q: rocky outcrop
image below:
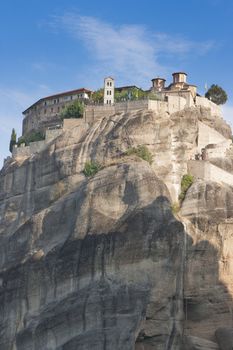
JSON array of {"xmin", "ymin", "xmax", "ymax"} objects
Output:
[
  {"xmin": 215, "ymin": 328, "xmax": 233, "ymax": 350},
  {"xmin": 0, "ymin": 106, "xmax": 232, "ymax": 349}
]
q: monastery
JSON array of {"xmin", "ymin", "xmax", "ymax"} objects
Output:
[{"xmin": 22, "ymin": 72, "xmax": 216, "ymax": 137}]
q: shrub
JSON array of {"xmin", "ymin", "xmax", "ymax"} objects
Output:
[
  {"xmin": 171, "ymin": 202, "xmax": 180, "ymax": 214},
  {"xmin": 61, "ymin": 100, "xmax": 84, "ymax": 119},
  {"xmin": 83, "ymin": 161, "xmax": 102, "ymax": 177},
  {"xmin": 179, "ymin": 174, "xmax": 194, "ymax": 202},
  {"xmin": 17, "ymin": 131, "xmax": 45, "ymax": 146},
  {"xmin": 126, "ymin": 145, "xmax": 153, "ymax": 165}
]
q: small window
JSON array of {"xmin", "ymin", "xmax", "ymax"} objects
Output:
[
  {"xmin": 109, "ymin": 91, "xmax": 112, "ymax": 95},
  {"xmin": 109, "ymin": 82, "xmax": 112, "ymax": 87},
  {"xmin": 57, "ymin": 107, "xmax": 60, "ymax": 113},
  {"xmin": 107, "ymin": 82, "xmax": 109, "ymax": 86},
  {"xmin": 51, "ymin": 108, "xmax": 53, "ymax": 113},
  {"xmin": 44, "ymin": 109, "xmax": 47, "ymax": 114},
  {"xmin": 70, "ymin": 96, "xmax": 73, "ymax": 100},
  {"xmin": 54, "ymin": 99, "xmax": 56, "ymax": 104},
  {"xmin": 44, "ymin": 101, "xmax": 47, "ymax": 106}
]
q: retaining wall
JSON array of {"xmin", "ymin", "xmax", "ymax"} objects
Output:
[
  {"xmin": 196, "ymin": 96, "xmax": 222, "ymax": 118},
  {"xmin": 12, "ymin": 128, "xmax": 63, "ymax": 159},
  {"xmin": 198, "ymin": 121, "xmax": 229, "ymax": 152},
  {"xmin": 188, "ymin": 160, "xmax": 233, "ymax": 187}
]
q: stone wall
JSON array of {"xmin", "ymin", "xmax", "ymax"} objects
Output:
[
  {"xmin": 84, "ymin": 96, "xmax": 188, "ymax": 123},
  {"xmin": 196, "ymin": 96, "xmax": 222, "ymax": 117},
  {"xmin": 198, "ymin": 121, "xmax": 229, "ymax": 152},
  {"xmin": 12, "ymin": 129, "xmax": 63, "ymax": 159},
  {"xmin": 205, "ymin": 141, "xmax": 232, "ymax": 159},
  {"xmin": 188, "ymin": 160, "xmax": 233, "ymax": 187},
  {"xmin": 63, "ymin": 118, "xmax": 87, "ymax": 130}
]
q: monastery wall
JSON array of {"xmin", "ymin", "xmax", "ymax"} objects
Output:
[
  {"xmin": 84, "ymin": 96, "xmax": 187, "ymax": 123},
  {"xmin": 12, "ymin": 129, "xmax": 63, "ymax": 159},
  {"xmin": 198, "ymin": 121, "xmax": 229, "ymax": 152},
  {"xmin": 188, "ymin": 160, "xmax": 233, "ymax": 188},
  {"xmin": 196, "ymin": 96, "xmax": 222, "ymax": 117}
]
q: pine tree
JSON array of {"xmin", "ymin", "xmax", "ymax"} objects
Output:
[
  {"xmin": 205, "ymin": 84, "xmax": 228, "ymax": 105},
  {"xmin": 9, "ymin": 128, "xmax": 17, "ymax": 153}
]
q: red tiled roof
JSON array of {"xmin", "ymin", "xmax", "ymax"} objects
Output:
[{"xmin": 23, "ymin": 88, "xmax": 93, "ymax": 114}]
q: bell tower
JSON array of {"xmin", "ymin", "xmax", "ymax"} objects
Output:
[{"xmin": 104, "ymin": 77, "xmax": 115, "ymax": 105}]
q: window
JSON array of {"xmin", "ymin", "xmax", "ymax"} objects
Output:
[
  {"xmin": 44, "ymin": 101, "xmax": 47, "ymax": 106},
  {"xmin": 107, "ymin": 82, "xmax": 109, "ymax": 86},
  {"xmin": 109, "ymin": 82, "xmax": 112, "ymax": 87},
  {"xmin": 51, "ymin": 108, "xmax": 53, "ymax": 113},
  {"xmin": 109, "ymin": 91, "xmax": 112, "ymax": 95},
  {"xmin": 44, "ymin": 109, "xmax": 47, "ymax": 114},
  {"xmin": 107, "ymin": 91, "xmax": 109, "ymax": 95},
  {"xmin": 70, "ymin": 96, "xmax": 73, "ymax": 100},
  {"xmin": 54, "ymin": 99, "xmax": 56, "ymax": 104},
  {"xmin": 57, "ymin": 107, "xmax": 60, "ymax": 113}
]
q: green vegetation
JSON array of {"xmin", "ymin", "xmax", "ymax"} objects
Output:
[
  {"xmin": 126, "ymin": 145, "xmax": 153, "ymax": 165},
  {"xmin": 115, "ymin": 88, "xmax": 148, "ymax": 102},
  {"xmin": 9, "ymin": 128, "xmax": 17, "ymax": 153},
  {"xmin": 171, "ymin": 202, "xmax": 180, "ymax": 214},
  {"xmin": 17, "ymin": 130, "xmax": 45, "ymax": 146},
  {"xmin": 205, "ymin": 84, "xmax": 228, "ymax": 105},
  {"xmin": 61, "ymin": 100, "xmax": 84, "ymax": 119},
  {"xmin": 83, "ymin": 161, "xmax": 102, "ymax": 177},
  {"xmin": 91, "ymin": 89, "xmax": 104, "ymax": 103},
  {"xmin": 179, "ymin": 174, "xmax": 194, "ymax": 202},
  {"xmin": 147, "ymin": 91, "xmax": 163, "ymax": 101}
]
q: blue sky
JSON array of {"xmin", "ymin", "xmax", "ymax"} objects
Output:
[{"xmin": 1, "ymin": 0, "xmax": 233, "ymax": 166}]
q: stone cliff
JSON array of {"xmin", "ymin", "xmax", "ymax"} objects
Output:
[{"xmin": 0, "ymin": 106, "xmax": 233, "ymax": 350}]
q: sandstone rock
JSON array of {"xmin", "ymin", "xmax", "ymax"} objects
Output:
[
  {"xmin": 182, "ymin": 335, "xmax": 219, "ymax": 350},
  {"xmin": 215, "ymin": 328, "xmax": 233, "ymax": 350},
  {"xmin": 0, "ymin": 107, "xmax": 233, "ymax": 349}
]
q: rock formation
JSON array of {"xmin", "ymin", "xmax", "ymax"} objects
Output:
[{"xmin": 0, "ymin": 105, "xmax": 233, "ymax": 349}]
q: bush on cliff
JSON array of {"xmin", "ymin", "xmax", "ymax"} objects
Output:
[
  {"xmin": 83, "ymin": 161, "xmax": 102, "ymax": 177},
  {"xmin": 179, "ymin": 174, "xmax": 194, "ymax": 202},
  {"xmin": 126, "ymin": 145, "xmax": 153, "ymax": 165},
  {"xmin": 61, "ymin": 100, "xmax": 84, "ymax": 119},
  {"xmin": 17, "ymin": 131, "xmax": 45, "ymax": 146}
]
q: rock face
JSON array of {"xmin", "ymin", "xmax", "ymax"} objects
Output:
[{"xmin": 0, "ymin": 106, "xmax": 233, "ymax": 349}]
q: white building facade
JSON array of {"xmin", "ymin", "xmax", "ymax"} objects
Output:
[{"xmin": 104, "ymin": 77, "xmax": 115, "ymax": 105}]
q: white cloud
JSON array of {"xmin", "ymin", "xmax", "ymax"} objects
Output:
[{"xmin": 51, "ymin": 13, "xmax": 214, "ymax": 87}]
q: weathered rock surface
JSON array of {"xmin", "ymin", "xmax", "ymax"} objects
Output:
[
  {"xmin": 215, "ymin": 327, "xmax": 233, "ymax": 350},
  {"xmin": 182, "ymin": 336, "xmax": 219, "ymax": 350},
  {"xmin": 0, "ymin": 106, "xmax": 232, "ymax": 349}
]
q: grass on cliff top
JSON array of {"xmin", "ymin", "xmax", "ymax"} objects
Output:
[
  {"xmin": 125, "ymin": 145, "xmax": 153, "ymax": 165},
  {"xmin": 83, "ymin": 161, "xmax": 102, "ymax": 177}
]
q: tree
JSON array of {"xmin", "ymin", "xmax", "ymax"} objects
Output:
[
  {"xmin": 91, "ymin": 89, "xmax": 104, "ymax": 103},
  {"xmin": 205, "ymin": 84, "xmax": 228, "ymax": 105},
  {"xmin": 9, "ymin": 128, "xmax": 17, "ymax": 153},
  {"xmin": 61, "ymin": 100, "xmax": 84, "ymax": 119}
]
